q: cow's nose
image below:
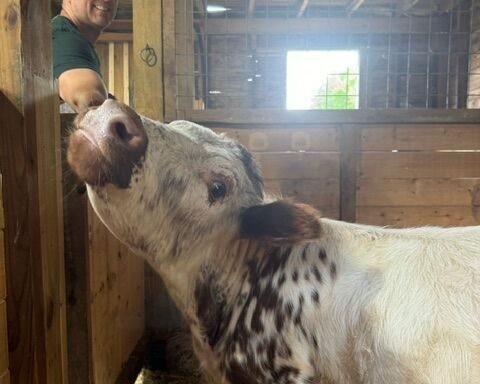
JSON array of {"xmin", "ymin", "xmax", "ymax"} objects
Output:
[
  {"xmin": 68, "ymin": 100, "xmax": 148, "ymax": 188},
  {"xmin": 107, "ymin": 114, "xmax": 147, "ymax": 151}
]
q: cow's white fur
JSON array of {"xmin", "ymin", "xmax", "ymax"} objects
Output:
[{"xmin": 84, "ymin": 114, "xmax": 480, "ymax": 384}]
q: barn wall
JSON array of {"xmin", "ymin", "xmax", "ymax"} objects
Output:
[
  {"xmin": 0, "ymin": 176, "xmax": 9, "ymax": 384},
  {"xmin": 188, "ymin": 110, "xmax": 480, "ymax": 228}
]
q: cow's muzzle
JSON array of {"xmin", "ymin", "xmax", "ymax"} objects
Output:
[{"xmin": 67, "ymin": 99, "xmax": 148, "ymax": 188}]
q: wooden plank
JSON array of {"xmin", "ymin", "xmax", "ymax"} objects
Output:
[
  {"xmin": 361, "ymin": 125, "xmax": 480, "ymax": 151},
  {"xmin": 176, "ymin": 0, "xmax": 195, "ymax": 112},
  {"xmin": 357, "ymin": 178, "xmax": 480, "ymax": 206},
  {"xmin": 113, "ymin": 43, "xmax": 124, "ymax": 102},
  {"xmin": 339, "ymin": 126, "xmax": 359, "ymax": 223},
  {"xmin": 98, "ymin": 32, "xmax": 132, "ymax": 42},
  {"xmin": 264, "ymin": 178, "xmax": 339, "ymax": 209},
  {"xmin": 108, "ymin": 42, "xmax": 115, "ymax": 95},
  {"xmin": 123, "ymin": 42, "xmax": 130, "ymax": 105},
  {"xmin": 184, "ymin": 109, "xmax": 480, "ymax": 125},
  {"xmin": 0, "ymin": 301, "xmax": 8, "ymax": 377},
  {"xmin": 163, "ymin": 0, "xmax": 177, "ymax": 122},
  {"xmin": 0, "ymin": 175, "xmax": 5, "ymax": 302},
  {"xmin": 357, "ymin": 206, "xmax": 480, "ymax": 227},
  {"xmin": 204, "ymin": 16, "xmax": 445, "ymax": 35},
  {"xmin": 133, "ymin": 0, "xmax": 164, "ymax": 119},
  {"xmin": 61, "ymin": 116, "xmax": 90, "ymax": 384},
  {"xmin": 360, "ymin": 153, "xmax": 480, "ymax": 179},
  {"xmin": 214, "ymin": 127, "xmax": 339, "ymax": 152},
  {"xmin": 255, "ymin": 153, "xmax": 340, "ymax": 180},
  {"xmin": 0, "ymin": 1, "xmax": 67, "ymax": 382},
  {"xmin": 95, "ymin": 43, "xmax": 109, "ymax": 82}
]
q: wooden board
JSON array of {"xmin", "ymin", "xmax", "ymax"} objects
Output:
[
  {"xmin": 361, "ymin": 124, "xmax": 480, "ymax": 151},
  {"xmin": 0, "ymin": 371, "xmax": 10, "ymax": 384},
  {"xmin": 357, "ymin": 206, "xmax": 480, "ymax": 227},
  {"xmin": 163, "ymin": 0, "xmax": 177, "ymax": 122},
  {"xmin": 133, "ymin": 0, "xmax": 164, "ymax": 120},
  {"xmin": 214, "ymin": 127, "xmax": 339, "ymax": 152},
  {"xmin": 264, "ymin": 178, "xmax": 339, "ymax": 208},
  {"xmin": 360, "ymin": 152, "xmax": 480, "ymax": 178},
  {"xmin": 358, "ymin": 178, "xmax": 480, "ymax": 206},
  {"xmin": 0, "ymin": 1, "xmax": 67, "ymax": 382},
  {"xmin": 0, "ymin": 301, "xmax": 8, "ymax": 379},
  {"xmin": 88, "ymin": 206, "xmax": 145, "ymax": 384},
  {"xmin": 255, "ymin": 152, "xmax": 340, "ymax": 180}
]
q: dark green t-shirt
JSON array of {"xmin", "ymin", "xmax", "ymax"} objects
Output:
[{"xmin": 51, "ymin": 15, "xmax": 101, "ymax": 79}]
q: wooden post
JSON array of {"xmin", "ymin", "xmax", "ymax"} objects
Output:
[
  {"xmin": 339, "ymin": 126, "xmax": 360, "ymax": 223},
  {"xmin": 0, "ymin": 1, "xmax": 67, "ymax": 383},
  {"xmin": 133, "ymin": 0, "xmax": 184, "ymax": 333},
  {"xmin": 133, "ymin": 0, "xmax": 164, "ymax": 119}
]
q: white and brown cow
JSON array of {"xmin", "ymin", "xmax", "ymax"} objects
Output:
[{"xmin": 67, "ymin": 99, "xmax": 480, "ymax": 384}]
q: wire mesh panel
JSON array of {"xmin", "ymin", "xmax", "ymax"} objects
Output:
[{"xmin": 173, "ymin": 0, "xmax": 476, "ymax": 110}]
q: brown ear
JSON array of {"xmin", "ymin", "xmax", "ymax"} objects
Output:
[{"xmin": 240, "ymin": 199, "xmax": 321, "ymax": 244}]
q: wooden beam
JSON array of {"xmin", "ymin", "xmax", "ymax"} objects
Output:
[
  {"xmin": 248, "ymin": 0, "xmax": 256, "ymax": 18},
  {"xmin": 204, "ymin": 16, "xmax": 444, "ymax": 34},
  {"xmin": 105, "ymin": 19, "xmax": 132, "ymax": 32},
  {"xmin": 348, "ymin": 0, "xmax": 366, "ymax": 15},
  {"xmin": 133, "ymin": 0, "xmax": 164, "ymax": 119},
  {"xmin": 98, "ymin": 32, "xmax": 132, "ymax": 42},
  {"xmin": 339, "ymin": 126, "xmax": 359, "ymax": 223},
  {"xmin": 0, "ymin": 1, "xmax": 67, "ymax": 383},
  {"xmin": 297, "ymin": 0, "xmax": 310, "ymax": 18}
]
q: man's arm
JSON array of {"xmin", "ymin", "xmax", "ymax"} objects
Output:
[{"xmin": 58, "ymin": 68, "xmax": 108, "ymax": 112}]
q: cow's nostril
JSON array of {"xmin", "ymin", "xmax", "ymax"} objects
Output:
[
  {"xmin": 108, "ymin": 116, "xmax": 146, "ymax": 149},
  {"xmin": 113, "ymin": 121, "xmax": 133, "ymax": 142}
]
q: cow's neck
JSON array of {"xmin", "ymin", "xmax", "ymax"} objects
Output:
[{"xmin": 152, "ymin": 234, "xmax": 270, "ymax": 328}]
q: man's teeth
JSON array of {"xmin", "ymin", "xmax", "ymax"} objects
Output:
[{"xmin": 94, "ymin": 4, "xmax": 108, "ymax": 11}]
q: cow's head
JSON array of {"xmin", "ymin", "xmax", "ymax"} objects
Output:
[{"xmin": 67, "ymin": 99, "xmax": 320, "ymax": 261}]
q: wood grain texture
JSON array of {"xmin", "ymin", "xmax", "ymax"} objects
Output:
[
  {"xmin": 88, "ymin": 206, "xmax": 145, "ymax": 384},
  {"xmin": 361, "ymin": 124, "xmax": 480, "ymax": 150},
  {"xmin": 358, "ymin": 178, "xmax": 480, "ymax": 206},
  {"xmin": 0, "ymin": 301, "xmax": 8, "ymax": 380},
  {"xmin": 357, "ymin": 206, "xmax": 480, "ymax": 227},
  {"xmin": 214, "ymin": 127, "xmax": 339, "ymax": 152},
  {"xmin": 360, "ymin": 152, "xmax": 480, "ymax": 179},
  {"xmin": 133, "ymin": 0, "xmax": 164, "ymax": 119},
  {"xmin": 0, "ymin": 1, "xmax": 67, "ymax": 383}
]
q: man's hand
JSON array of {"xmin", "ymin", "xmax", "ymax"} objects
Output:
[{"xmin": 58, "ymin": 68, "xmax": 108, "ymax": 112}]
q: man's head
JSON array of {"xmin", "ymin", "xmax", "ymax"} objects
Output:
[{"xmin": 61, "ymin": 0, "xmax": 118, "ymax": 35}]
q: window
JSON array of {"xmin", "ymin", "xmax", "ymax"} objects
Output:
[{"xmin": 286, "ymin": 50, "xmax": 360, "ymax": 110}]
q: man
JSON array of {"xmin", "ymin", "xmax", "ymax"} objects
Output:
[{"xmin": 52, "ymin": 0, "xmax": 119, "ymax": 112}]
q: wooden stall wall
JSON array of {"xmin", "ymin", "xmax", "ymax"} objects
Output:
[
  {"xmin": 215, "ymin": 127, "xmax": 340, "ymax": 218},
  {"xmin": 95, "ymin": 41, "xmax": 134, "ymax": 105},
  {"xmin": 357, "ymin": 124, "xmax": 480, "ymax": 226},
  {"xmin": 189, "ymin": 111, "xmax": 480, "ymax": 229},
  {"xmin": 0, "ymin": 177, "xmax": 9, "ymax": 384}
]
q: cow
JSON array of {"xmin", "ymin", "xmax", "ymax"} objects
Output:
[{"xmin": 67, "ymin": 99, "xmax": 480, "ymax": 384}]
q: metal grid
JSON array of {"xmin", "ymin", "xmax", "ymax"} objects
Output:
[{"xmin": 173, "ymin": 0, "xmax": 477, "ymax": 110}]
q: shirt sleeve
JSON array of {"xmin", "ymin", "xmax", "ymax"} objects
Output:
[{"xmin": 52, "ymin": 28, "xmax": 101, "ymax": 79}]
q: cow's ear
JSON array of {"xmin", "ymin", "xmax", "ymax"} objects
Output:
[{"xmin": 240, "ymin": 199, "xmax": 321, "ymax": 244}]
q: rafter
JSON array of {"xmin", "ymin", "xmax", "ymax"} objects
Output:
[
  {"xmin": 248, "ymin": 0, "xmax": 256, "ymax": 18},
  {"xmin": 297, "ymin": 0, "xmax": 310, "ymax": 18},
  {"xmin": 347, "ymin": 0, "xmax": 366, "ymax": 15}
]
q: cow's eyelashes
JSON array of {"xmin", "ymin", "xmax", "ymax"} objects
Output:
[{"xmin": 208, "ymin": 180, "xmax": 227, "ymax": 203}]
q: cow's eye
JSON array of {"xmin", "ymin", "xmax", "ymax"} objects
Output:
[{"xmin": 208, "ymin": 180, "xmax": 227, "ymax": 203}]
